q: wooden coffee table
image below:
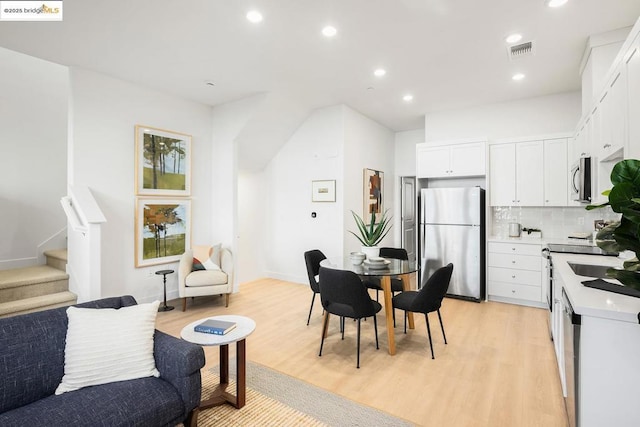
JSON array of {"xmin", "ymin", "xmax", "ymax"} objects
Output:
[{"xmin": 181, "ymin": 315, "xmax": 256, "ymax": 415}]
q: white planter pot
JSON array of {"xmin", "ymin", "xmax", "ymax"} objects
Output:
[{"xmin": 361, "ymin": 246, "xmax": 380, "ymax": 259}]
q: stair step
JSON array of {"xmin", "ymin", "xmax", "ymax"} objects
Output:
[
  {"xmin": 0, "ymin": 265, "xmax": 70, "ymax": 302},
  {"xmin": 0, "ymin": 291, "xmax": 77, "ymax": 318},
  {"xmin": 44, "ymin": 249, "xmax": 68, "ymax": 271}
]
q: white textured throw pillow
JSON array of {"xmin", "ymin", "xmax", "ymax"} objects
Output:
[{"xmin": 55, "ymin": 300, "xmax": 161, "ymax": 395}]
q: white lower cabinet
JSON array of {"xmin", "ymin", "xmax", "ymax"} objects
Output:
[{"xmin": 487, "ymin": 242, "xmax": 544, "ymax": 306}]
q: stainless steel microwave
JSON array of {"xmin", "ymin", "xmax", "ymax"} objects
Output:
[{"xmin": 571, "ymin": 157, "xmax": 591, "ymax": 203}]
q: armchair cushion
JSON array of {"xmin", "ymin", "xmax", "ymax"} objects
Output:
[
  {"xmin": 185, "ymin": 270, "xmax": 228, "ymax": 287},
  {"xmin": 55, "ymin": 300, "xmax": 161, "ymax": 395}
]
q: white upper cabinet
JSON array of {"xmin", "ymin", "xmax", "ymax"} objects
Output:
[
  {"xmin": 598, "ymin": 66, "xmax": 627, "ymax": 161},
  {"xmin": 416, "ymin": 145, "xmax": 449, "ymax": 177},
  {"xmin": 489, "ymin": 140, "xmax": 544, "ymax": 207},
  {"xmin": 544, "ymin": 139, "xmax": 568, "ymax": 206},
  {"xmin": 515, "ymin": 141, "xmax": 544, "ymax": 206},
  {"xmin": 416, "ymin": 141, "xmax": 486, "ymax": 178},
  {"xmin": 626, "ymin": 35, "xmax": 640, "ymax": 161},
  {"xmin": 489, "ymin": 144, "xmax": 516, "ymax": 206}
]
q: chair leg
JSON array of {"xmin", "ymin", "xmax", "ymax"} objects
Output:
[
  {"xmin": 404, "ymin": 311, "xmax": 407, "ymax": 334},
  {"xmin": 307, "ymin": 293, "xmax": 316, "ymax": 326},
  {"xmin": 225, "ymin": 293, "xmax": 230, "ymax": 307},
  {"xmin": 319, "ymin": 312, "xmax": 330, "ymax": 357},
  {"xmin": 182, "ymin": 298, "xmax": 187, "ymax": 312},
  {"xmin": 341, "ymin": 317, "xmax": 345, "ymax": 340},
  {"xmin": 437, "ymin": 309, "xmax": 447, "ymax": 344},
  {"xmin": 356, "ymin": 318, "xmax": 361, "ymax": 369},
  {"xmin": 425, "ymin": 313, "xmax": 435, "ymax": 359},
  {"xmin": 373, "ymin": 315, "xmax": 379, "ymax": 349}
]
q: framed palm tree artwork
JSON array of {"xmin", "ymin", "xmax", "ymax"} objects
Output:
[
  {"xmin": 135, "ymin": 198, "xmax": 191, "ymax": 267},
  {"xmin": 135, "ymin": 125, "xmax": 191, "ymax": 196}
]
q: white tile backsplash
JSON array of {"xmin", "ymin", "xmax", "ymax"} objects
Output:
[{"xmin": 490, "ymin": 205, "xmax": 619, "ymax": 239}]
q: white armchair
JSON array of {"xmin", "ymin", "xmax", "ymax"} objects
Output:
[{"xmin": 178, "ymin": 245, "xmax": 234, "ymax": 311}]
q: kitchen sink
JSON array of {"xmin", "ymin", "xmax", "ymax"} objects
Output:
[{"xmin": 567, "ymin": 262, "xmax": 614, "ymax": 278}]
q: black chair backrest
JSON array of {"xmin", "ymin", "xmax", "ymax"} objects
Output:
[
  {"xmin": 380, "ymin": 247, "xmax": 408, "ymax": 261},
  {"xmin": 412, "ymin": 263, "xmax": 454, "ymax": 313},
  {"xmin": 304, "ymin": 250, "xmax": 326, "ymax": 292},
  {"xmin": 319, "ymin": 267, "xmax": 376, "ymax": 318}
]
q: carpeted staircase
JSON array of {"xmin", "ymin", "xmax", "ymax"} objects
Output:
[{"xmin": 0, "ymin": 250, "xmax": 77, "ymax": 318}]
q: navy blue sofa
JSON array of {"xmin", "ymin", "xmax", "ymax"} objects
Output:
[{"xmin": 0, "ymin": 296, "xmax": 205, "ymax": 427}]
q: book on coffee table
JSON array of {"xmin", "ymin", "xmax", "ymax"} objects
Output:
[{"xmin": 194, "ymin": 319, "xmax": 237, "ymax": 335}]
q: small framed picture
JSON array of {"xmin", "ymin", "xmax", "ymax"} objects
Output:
[
  {"xmin": 135, "ymin": 198, "xmax": 191, "ymax": 267},
  {"xmin": 135, "ymin": 125, "xmax": 191, "ymax": 196},
  {"xmin": 311, "ymin": 180, "xmax": 336, "ymax": 202}
]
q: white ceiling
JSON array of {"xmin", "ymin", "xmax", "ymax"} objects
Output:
[{"xmin": 1, "ymin": 0, "xmax": 639, "ymax": 131}]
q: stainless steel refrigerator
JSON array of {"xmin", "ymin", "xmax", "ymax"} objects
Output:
[{"xmin": 419, "ymin": 187, "xmax": 485, "ymax": 301}]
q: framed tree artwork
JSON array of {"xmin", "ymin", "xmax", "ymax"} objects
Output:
[
  {"xmin": 135, "ymin": 198, "xmax": 191, "ymax": 267},
  {"xmin": 135, "ymin": 125, "xmax": 191, "ymax": 196},
  {"xmin": 363, "ymin": 168, "xmax": 384, "ymax": 224}
]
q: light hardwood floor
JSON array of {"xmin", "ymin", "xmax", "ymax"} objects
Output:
[{"xmin": 155, "ymin": 278, "xmax": 568, "ymax": 427}]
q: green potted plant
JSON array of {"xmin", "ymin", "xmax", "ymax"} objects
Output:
[
  {"xmin": 586, "ymin": 159, "xmax": 640, "ymax": 289},
  {"xmin": 349, "ymin": 209, "xmax": 392, "ymax": 259}
]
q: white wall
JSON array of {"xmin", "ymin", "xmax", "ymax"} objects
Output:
[
  {"xmin": 211, "ymin": 94, "xmax": 267, "ymax": 290},
  {"xmin": 237, "ymin": 170, "xmax": 267, "ymax": 284},
  {"xmin": 424, "ymin": 91, "xmax": 581, "ymax": 141},
  {"xmin": 393, "ymin": 129, "xmax": 425, "ymax": 244},
  {"xmin": 0, "ymin": 47, "xmax": 68, "ymax": 268},
  {"xmin": 394, "ymin": 129, "xmax": 424, "ymax": 178},
  {"xmin": 264, "ymin": 105, "xmax": 344, "ymax": 284},
  {"xmin": 69, "ymin": 68, "xmax": 214, "ymax": 302},
  {"xmin": 343, "ymin": 106, "xmax": 396, "ymax": 255}
]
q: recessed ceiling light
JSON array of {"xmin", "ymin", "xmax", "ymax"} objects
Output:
[
  {"xmin": 512, "ymin": 73, "xmax": 526, "ymax": 81},
  {"xmin": 374, "ymin": 68, "xmax": 386, "ymax": 77},
  {"xmin": 403, "ymin": 94, "xmax": 414, "ymax": 102},
  {"xmin": 322, "ymin": 26, "xmax": 337, "ymax": 37},
  {"xmin": 246, "ymin": 10, "xmax": 263, "ymax": 23},
  {"xmin": 546, "ymin": 0, "xmax": 568, "ymax": 7},
  {"xmin": 506, "ymin": 33, "xmax": 522, "ymax": 44}
]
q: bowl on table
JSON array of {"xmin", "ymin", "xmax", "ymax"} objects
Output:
[{"xmin": 350, "ymin": 252, "xmax": 366, "ymax": 265}]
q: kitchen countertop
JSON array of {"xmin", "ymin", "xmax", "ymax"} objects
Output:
[
  {"xmin": 488, "ymin": 236, "xmax": 595, "ymax": 246},
  {"xmin": 552, "ymin": 252, "xmax": 640, "ymax": 324}
]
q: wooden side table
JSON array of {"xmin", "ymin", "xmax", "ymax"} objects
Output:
[{"xmin": 181, "ymin": 315, "xmax": 256, "ymax": 414}]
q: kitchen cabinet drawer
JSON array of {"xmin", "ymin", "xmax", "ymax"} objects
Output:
[
  {"xmin": 488, "ymin": 242, "xmax": 542, "ymax": 256},
  {"xmin": 488, "ymin": 267, "xmax": 541, "ymax": 287},
  {"xmin": 489, "ymin": 281, "xmax": 542, "ymax": 302},
  {"xmin": 488, "ymin": 253, "xmax": 542, "ymax": 271}
]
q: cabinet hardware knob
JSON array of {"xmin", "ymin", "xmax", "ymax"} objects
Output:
[
  {"xmin": 511, "ymin": 248, "xmax": 516, "ymax": 251},
  {"xmin": 512, "ymin": 260, "xmax": 516, "ymax": 263},
  {"xmin": 512, "ymin": 290, "xmax": 516, "ymax": 293},
  {"xmin": 512, "ymin": 275, "xmax": 516, "ymax": 279}
]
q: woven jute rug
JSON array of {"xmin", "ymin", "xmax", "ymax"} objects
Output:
[{"xmin": 192, "ymin": 361, "xmax": 413, "ymax": 427}]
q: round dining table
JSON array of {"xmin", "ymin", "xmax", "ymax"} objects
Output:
[{"xmin": 319, "ymin": 256, "xmax": 419, "ymax": 355}]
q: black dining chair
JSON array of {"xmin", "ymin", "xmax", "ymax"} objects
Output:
[
  {"xmin": 304, "ymin": 249, "xmax": 326, "ymax": 325},
  {"xmin": 364, "ymin": 247, "xmax": 408, "ymax": 301},
  {"xmin": 318, "ymin": 267, "xmax": 382, "ymax": 368},
  {"xmin": 392, "ymin": 263, "xmax": 454, "ymax": 359}
]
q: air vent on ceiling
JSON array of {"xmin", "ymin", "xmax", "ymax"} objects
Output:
[{"xmin": 508, "ymin": 41, "xmax": 535, "ymax": 60}]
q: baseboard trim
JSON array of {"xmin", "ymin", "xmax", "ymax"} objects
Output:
[{"xmin": 265, "ymin": 271, "xmax": 306, "ymax": 285}]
